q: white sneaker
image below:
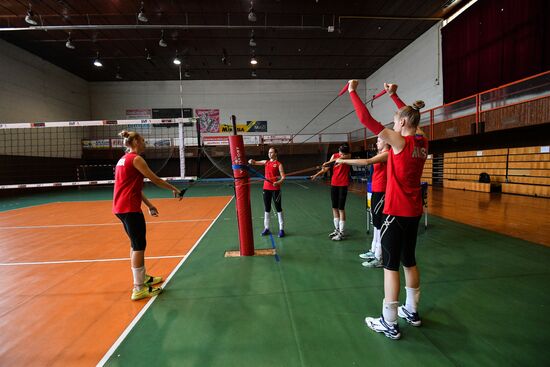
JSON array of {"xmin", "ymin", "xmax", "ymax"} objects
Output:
[
  {"xmin": 328, "ymin": 229, "xmax": 339, "ymax": 237},
  {"xmin": 362, "ymin": 258, "xmax": 383, "ymax": 268},
  {"xmin": 359, "ymin": 251, "xmax": 375, "ymax": 259},
  {"xmin": 365, "ymin": 315, "xmax": 401, "ymax": 340},
  {"xmin": 398, "ymin": 305, "xmax": 422, "ymax": 326},
  {"xmin": 331, "ymin": 232, "xmax": 344, "ymax": 241}
]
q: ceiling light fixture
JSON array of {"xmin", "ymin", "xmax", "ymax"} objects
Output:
[
  {"xmin": 250, "ymin": 51, "xmax": 258, "ymax": 65},
  {"xmin": 249, "ymin": 30, "xmax": 256, "ymax": 47},
  {"xmin": 248, "ymin": 1, "xmax": 257, "ymax": 22},
  {"xmin": 24, "ymin": 4, "xmax": 38, "ymax": 26},
  {"xmin": 93, "ymin": 52, "xmax": 103, "ymax": 67},
  {"xmin": 65, "ymin": 32, "xmax": 75, "ymax": 49},
  {"xmin": 251, "ymin": 70, "xmax": 257, "ymax": 77},
  {"xmin": 137, "ymin": 2, "xmax": 148, "ymax": 23},
  {"xmin": 184, "ymin": 70, "xmax": 191, "ymax": 78},
  {"xmin": 173, "ymin": 51, "xmax": 181, "ymax": 65},
  {"xmin": 159, "ymin": 30, "xmax": 167, "ymax": 47}
]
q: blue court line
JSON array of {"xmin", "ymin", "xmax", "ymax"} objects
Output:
[{"xmin": 268, "ymin": 232, "xmax": 280, "ymax": 262}]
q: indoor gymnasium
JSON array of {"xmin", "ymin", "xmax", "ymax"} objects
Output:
[{"xmin": 0, "ymin": 0, "xmax": 549, "ymax": 366}]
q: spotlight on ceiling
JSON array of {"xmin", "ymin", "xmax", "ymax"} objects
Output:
[
  {"xmin": 159, "ymin": 30, "xmax": 167, "ymax": 47},
  {"xmin": 249, "ymin": 30, "xmax": 256, "ymax": 47},
  {"xmin": 137, "ymin": 2, "xmax": 148, "ymax": 23},
  {"xmin": 93, "ymin": 52, "xmax": 103, "ymax": 67},
  {"xmin": 184, "ymin": 70, "xmax": 191, "ymax": 78},
  {"xmin": 248, "ymin": 1, "xmax": 257, "ymax": 22},
  {"xmin": 250, "ymin": 56, "xmax": 258, "ymax": 65},
  {"xmin": 65, "ymin": 33, "xmax": 75, "ymax": 50},
  {"xmin": 24, "ymin": 4, "xmax": 38, "ymax": 26},
  {"xmin": 173, "ymin": 51, "xmax": 181, "ymax": 65}
]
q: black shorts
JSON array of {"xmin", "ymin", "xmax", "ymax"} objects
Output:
[
  {"xmin": 380, "ymin": 215, "xmax": 421, "ymax": 271},
  {"xmin": 116, "ymin": 212, "xmax": 147, "ymax": 251},
  {"xmin": 263, "ymin": 189, "xmax": 282, "ymax": 212},
  {"xmin": 331, "ymin": 186, "xmax": 348, "ymax": 210},
  {"xmin": 371, "ymin": 192, "xmax": 386, "ymax": 229}
]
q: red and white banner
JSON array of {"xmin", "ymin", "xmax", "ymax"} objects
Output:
[{"xmin": 196, "ymin": 109, "xmax": 220, "ymax": 133}]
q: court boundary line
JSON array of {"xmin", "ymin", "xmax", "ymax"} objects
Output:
[
  {"xmin": 0, "ymin": 219, "xmax": 214, "ymax": 230},
  {"xmin": 0, "ymin": 255, "xmax": 186, "ymax": 266},
  {"xmin": 96, "ymin": 196, "xmax": 234, "ymax": 367}
]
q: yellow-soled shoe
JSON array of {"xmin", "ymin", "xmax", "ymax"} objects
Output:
[
  {"xmin": 131, "ymin": 286, "xmax": 163, "ymax": 301},
  {"xmin": 144, "ymin": 274, "xmax": 163, "ymax": 286}
]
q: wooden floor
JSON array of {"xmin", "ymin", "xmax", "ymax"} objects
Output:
[
  {"xmin": 349, "ymin": 182, "xmax": 550, "ymax": 247},
  {"xmin": 0, "ymin": 196, "xmax": 232, "ymax": 367}
]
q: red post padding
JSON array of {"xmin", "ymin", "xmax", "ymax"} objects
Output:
[{"xmin": 229, "ymin": 135, "xmax": 255, "ymax": 256}]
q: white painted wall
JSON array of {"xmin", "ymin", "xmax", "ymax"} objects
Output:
[
  {"xmin": 89, "ymin": 79, "xmax": 365, "ymax": 142},
  {"xmin": 365, "ymin": 22, "xmax": 444, "ymax": 126},
  {"xmin": 0, "ymin": 39, "xmax": 90, "ymax": 123}
]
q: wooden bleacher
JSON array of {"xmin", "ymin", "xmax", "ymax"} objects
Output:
[{"xmin": 441, "ymin": 146, "xmax": 550, "ymax": 197}]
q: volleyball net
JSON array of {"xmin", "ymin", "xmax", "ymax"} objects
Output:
[{"xmin": 0, "ymin": 118, "xmax": 197, "ymax": 189}]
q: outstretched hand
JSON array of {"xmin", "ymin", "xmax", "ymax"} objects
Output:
[
  {"xmin": 348, "ymin": 80, "xmax": 359, "ymax": 93},
  {"xmin": 175, "ymin": 188, "xmax": 186, "ymax": 200},
  {"xmin": 149, "ymin": 206, "xmax": 159, "ymax": 217},
  {"xmin": 384, "ymin": 83, "xmax": 398, "ymax": 95}
]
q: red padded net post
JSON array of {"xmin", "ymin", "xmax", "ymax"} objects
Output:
[{"xmin": 229, "ymin": 134, "xmax": 254, "ymax": 256}]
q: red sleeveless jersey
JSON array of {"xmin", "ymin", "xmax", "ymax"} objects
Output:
[
  {"xmin": 331, "ymin": 153, "xmax": 350, "ymax": 186},
  {"xmin": 384, "ymin": 135, "xmax": 428, "ymax": 217},
  {"xmin": 263, "ymin": 160, "xmax": 282, "ymax": 191},
  {"xmin": 113, "ymin": 153, "xmax": 144, "ymax": 214},
  {"xmin": 371, "ymin": 161, "xmax": 387, "ymax": 193}
]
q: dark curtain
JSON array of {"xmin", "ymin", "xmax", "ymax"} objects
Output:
[{"xmin": 442, "ymin": 0, "xmax": 550, "ymax": 103}]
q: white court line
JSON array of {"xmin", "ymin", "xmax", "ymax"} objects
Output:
[
  {"xmin": 0, "ymin": 255, "xmax": 186, "ymax": 267},
  {"xmin": 0, "ymin": 219, "xmax": 213, "ymax": 230},
  {"xmin": 96, "ymin": 196, "xmax": 234, "ymax": 367}
]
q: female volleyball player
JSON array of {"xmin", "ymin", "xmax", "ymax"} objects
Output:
[
  {"xmin": 113, "ymin": 130, "xmax": 182, "ymax": 301},
  {"xmin": 336, "ymin": 137, "xmax": 390, "ymax": 267},
  {"xmin": 248, "ymin": 147, "xmax": 286, "ymax": 237},
  {"xmin": 311, "ymin": 143, "xmax": 352, "ymax": 241},
  {"xmin": 348, "ymin": 81, "xmax": 427, "ymax": 339}
]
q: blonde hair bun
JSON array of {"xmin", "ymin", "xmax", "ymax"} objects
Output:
[
  {"xmin": 412, "ymin": 100, "xmax": 425, "ymax": 110},
  {"xmin": 119, "ymin": 130, "xmax": 130, "ymax": 138}
]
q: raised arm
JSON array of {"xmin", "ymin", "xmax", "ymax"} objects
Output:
[
  {"xmin": 384, "ymin": 83, "xmax": 406, "ymax": 109},
  {"xmin": 337, "ymin": 151, "xmax": 388, "ymax": 166},
  {"xmin": 348, "ymin": 80, "xmax": 406, "ymax": 152},
  {"xmin": 248, "ymin": 159, "xmax": 267, "ymax": 166}
]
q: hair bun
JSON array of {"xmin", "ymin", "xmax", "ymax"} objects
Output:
[
  {"xmin": 119, "ymin": 130, "xmax": 129, "ymax": 138},
  {"xmin": 412, "ymin": 100, "xmax": 425, "ymax": 111}
]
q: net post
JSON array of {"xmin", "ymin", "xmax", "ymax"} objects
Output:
[
  {"xmin": 178, "ymin": 120, "xmax": 185, "ymax": 178},
  {"xmin": 229, "ymin": 116, "xmax": 254, "ymax": 256}
]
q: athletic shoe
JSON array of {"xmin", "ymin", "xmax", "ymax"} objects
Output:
[
  {"xmin": 328, "ymin": 229, "xmax": 339, "ymax": 237},
  {"xmin": 398, "ymin": 305, "xmax": 422, "ymax": 327},
  {"xmin": 362, "ymin": 258, "xmax": 383, "ymax": 268},
  {"xmin": 365, "ymin": 315, "xmax": 401, "ymax": 340},
  {"xmin": 261, "ymin": 228, "xmax": 271, "ymax": 236},
  {"xmin": 131, "ymin": 286, "xmax": 163, "ymax": 301},
  {"xmin": 359, "ymin": 251, "xmax": 375, "ymax": 260},
  {"xmin": 278, "ymin": 230, "xmax": 285, "ymax": 238},
  {"xmin": 331, "ymin": 233, "xmax": 344, "ymax": 241},
  {"xmin": 144, "ymin": 274, "xmax": 163, "ymax": 285}
]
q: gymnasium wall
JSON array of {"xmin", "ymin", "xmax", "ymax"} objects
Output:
[
  {"xmin": 0, "ymin": 39, "xmax": 91, "ymax": 123},
  {"xmin": 88, "ymin": 79, "xmax": 365, "ymax": 139},
  {"xmin": 365, "ymin": 22, "xmax": 444, "ymax": 125}
]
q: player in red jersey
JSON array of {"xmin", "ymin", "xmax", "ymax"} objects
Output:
[
  {"xmin": 311, "ymin": 144, "xmax": 352, "ymax": 241},
  {"xmin": 113, "ymin": 130, "xmax": 182, "ymax": 301},
  {"xmin": 348, "ymin": 81, "xmax": 428, "ymax": 339},
  {"xmin": 336, "ymin": 137, "xmax": 390, "ymax": 267},
  {"xmin": 248, "ymin": 147, "xmax": 286, "ymax": 237}
]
